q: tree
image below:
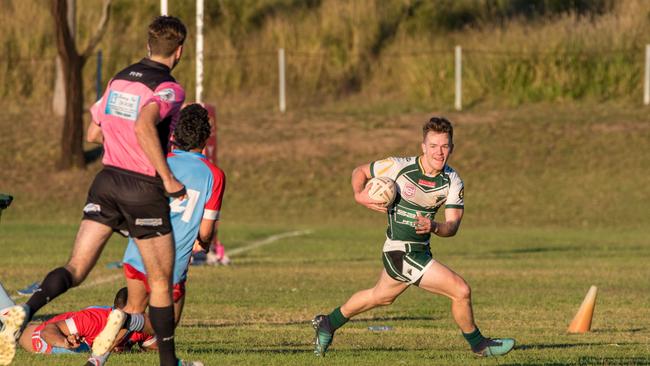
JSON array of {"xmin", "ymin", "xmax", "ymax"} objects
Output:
[
  {"xmin": 52, "ymin": 0, "xmax": 75, "ymax": 118},
  {"xmin": 51, "ymin": 0, "xmax": 111, "ymax": 169}
]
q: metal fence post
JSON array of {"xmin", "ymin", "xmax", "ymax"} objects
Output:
[
  {"xmin": 643, "ymin": 44, "xmax": 650, "ymax": 105},
  {"xmin": 196, "ymin": 0, "xmax": 204, "ymax": 104},
  {"xmin": 278, "ymin": 48, "xmax": 286, "ymax": 113},
  {"xmin": 455, "ymin": 45, "xmax": 462, "ymax": 111}
]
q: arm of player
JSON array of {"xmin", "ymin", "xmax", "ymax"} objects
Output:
[
  {"xmin": 86, "ymin": 122, "xmax": 104, "ymax": 144},
  {"xmin": 415, "ymin": 208, "xmax": 463, "ymax": 237},
  {"xmin": 40, "ymin": 321, "xmax": 82, "ymax": 349},
  {"xmin": 352, "ymin": 163, "xmax": 387, "ymax": 213},
  {"xmin": 195, "ymin": 219, "xmax": 218, "ymax": 252},
  {"xmin": 134, "ymin": 103, "xmax": 186, "ymax": 199}
]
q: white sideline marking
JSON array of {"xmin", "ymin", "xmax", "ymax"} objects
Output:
[
  {"xmin": 227, "ymin": 229, "xmax": 313, "ymax": 256},
  {"xmin": 8, "ymin": 230, "xmax": 312, "ymax": 300},
  {"xmin": 79, "ymin": 273, "xmax": 123, "ymax": 289},
  {"xmin": 9, "ymin": 274, "xmax": 123, "ymax": 301}
]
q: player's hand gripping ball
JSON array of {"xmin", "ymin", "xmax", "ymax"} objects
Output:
[{"xmin": 365, "ymin": 177, "xmax": 397, "ymax": 207}]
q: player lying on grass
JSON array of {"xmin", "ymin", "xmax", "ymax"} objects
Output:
[
  {"xmin": 17, "ymin": 287, "xmax": 155, "ymax": 356},
  {"xmin": 88, "ymin": 103, "xmax": 226, "ymax": 364},
  {"xmin": 312, "ymin": 117, "xmax": 515, "ymax": 358}
]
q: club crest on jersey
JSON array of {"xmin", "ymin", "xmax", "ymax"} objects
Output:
[
  {"xmin": 403, "ymin": 183, "xmax": 416, "ymax": 197},
  {"xmin": 83, "ymin": 203, "xmax": 101, "ymax": 213},
  {"xmin": 418, "ymin": 179, "xmax": 436, "ymax": 188},
  {"xmin": 154, "ymin": 88, "xmax": 176, "ymax": 102}
]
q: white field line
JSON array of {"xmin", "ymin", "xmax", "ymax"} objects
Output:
[
  {"xmin": 78, "ymin": 273, "xmax": 124, "ymax": 289},
  {"xmin": 227, "ymin": 229, "xmax": 313, "ymax": 256},
  {"xmin": 9, "ymin": 229, "xmax": 312, "ymax": 301},
  {"xmin": 10, "ymin": 274, "xmax": 123, "ymax": 301}
]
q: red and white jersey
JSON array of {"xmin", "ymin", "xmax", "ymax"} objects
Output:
[
  {"xmin": 35, "ymin": 306, "xmax": 110, "ymax": 346},
  {"xmin": 34, "ymin": 306, "xmax": 149, "ymax": 347},
  {"xmin": 90, "ymin": 58, "xmax": 185, "ymax": 176}
]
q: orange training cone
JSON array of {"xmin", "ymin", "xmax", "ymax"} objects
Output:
[{"xmin": 567, "ymin": 285, "xmax": 598, "ymax": 333}]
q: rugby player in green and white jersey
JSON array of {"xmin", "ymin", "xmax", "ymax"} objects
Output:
[{"xmin": 312, "ymin": 117, "xmax": 515, "ymax": 358}]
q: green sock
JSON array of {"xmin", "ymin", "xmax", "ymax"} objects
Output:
[
  {"xmin": 327, "ymin": 307, "xmax": 349, "ymax": 332},
  {"xmin": 462, "ymin": 328, "xmax": 486, "ymax": 349}
]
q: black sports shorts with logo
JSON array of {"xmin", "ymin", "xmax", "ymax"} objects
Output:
[{"xmin": 82, "ymin": 166, "xmax": 172, "ymax": 239}]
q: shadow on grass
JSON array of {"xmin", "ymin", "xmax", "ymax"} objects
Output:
[
  {"xmin": 592, "ymin": 327, "xmax": 645, "ymax": 333},
  {"xmin": 515, "ymin": 341, "xmax": 642, "ymax": 351},
  {"xmin": 181, "ymin": 347, "xmax": 309, "ymax": 355},
  {"xmin": 496, "ymin": 246, "xmax": 580, "ymax": 255},
  {"xmin": 502, "ymin": 356, "xmax": 650, "ymax": 366},
  {"xmin": 185, "ymin": 346, "xmax": 416, "ymax": 355},
  {"xmin": 183, "ymin": 315, "xmax": 438, "ymax": 329}
]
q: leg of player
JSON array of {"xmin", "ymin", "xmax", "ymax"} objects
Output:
[
  {"xmin": 173, "ymin": 294, "xmax": 185, "ymax": 327},
  {"xmin": 135, "ymin": 234, "xmax": 178, "ymax": 366},
  {"xmin": 91, "ymin": 234, "xmax": 178, "ymax": 366},
  {"xmin": 0, "ymin": 283, "xmax": 13, "ymax": 311},
  {"xmin": 417, "ymin": 261, "xmax": 515, "ymax": 357},
  {"xmin": 138, "ymin": 292, "xmax": 185, "ymax": 336},
  {"xmin": 119, "ymin": 276, "xmax": 185, "ymax": 336},
  {"xmin": 0, "ymin": 220, "xmax": 112, "ymax": 365},
  {"xmin": 312, "ymin": 270, "xmax": 408, "ymax": 356},
  {"xmin": 121, "ymin": 277, "xmax": 161, "ymax": 336},
  {"xmin": 123, "ymin": 277, "xmax": 149, "ymax": 315},
  {"xmin": 0, "ymin": 282, "xmax": 17, "ymax": 365}
]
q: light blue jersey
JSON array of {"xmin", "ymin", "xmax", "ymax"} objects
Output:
[{"xmin": 122, "ymin": 150, "xmax": 226, "ymax": 284}]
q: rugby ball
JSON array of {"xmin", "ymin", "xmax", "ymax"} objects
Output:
[{"xmin": 365, "ymin": 177, "xmax": 397, "ymax": 207}]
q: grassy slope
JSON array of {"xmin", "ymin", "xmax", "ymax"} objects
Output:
[{"xmin": 4, "ymin": 100, "xmax": 647, "ymax": 229}]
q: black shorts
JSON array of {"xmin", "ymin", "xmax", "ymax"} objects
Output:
[{"xmin": 83, "ymin": 166, "xmax": 172, "ymax": 239}]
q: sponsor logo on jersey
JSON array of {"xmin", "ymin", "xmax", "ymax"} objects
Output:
[
  {"xmin": 403, "ymin": 183, "xmax": 416, "ymax": 197},
  {"xmin": 83, "ymin": 203, "xmax": 101, "ymax": 213},
  {"xmin": 105, "ymin": 90, "xmax": 141, "ymax": 121},
  {"xmin": 135, "ymin": 218, "xmax": 163, "ymax": 226},
  {"xmin": 154, "ymin": 88, "xmax": 176, "ymax": 102},
  {"xmin": 418, "ymin": 179, "xmax": 436, "ymax": 188},
  {"xmin": 128, "ymin": 71, "xmax": 143, "ymax": 78}
]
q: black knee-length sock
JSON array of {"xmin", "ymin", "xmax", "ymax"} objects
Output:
[
  {"xmin": 149, "ymin": 305, "xmax": 178, "ymax": 366},
  {"xmin": 25, "ymin": 267, "xmax": 73, "ymax": 320}
]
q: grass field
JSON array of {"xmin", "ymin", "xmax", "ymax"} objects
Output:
[
  {"xmin": 1, "ymin": 223, "xmax": 649, "ymax": 365},
  {"xmin": 1, "ymin": 101, "xmax": 649, "ymax": 365}
]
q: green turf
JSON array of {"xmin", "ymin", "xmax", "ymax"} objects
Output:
[
  {"xmin": 2, "ymin": 222, "xmax": 649, "ymax": 365},
  {"xmin": 1, "ymin": 102, "xmax": 648, "ymax": 364}
]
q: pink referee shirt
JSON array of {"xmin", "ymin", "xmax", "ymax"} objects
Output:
[{"xmin": 90, "ymin": 58, "xmax": 185, "ymax": 177}]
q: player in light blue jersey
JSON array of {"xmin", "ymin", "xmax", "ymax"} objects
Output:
[{"xmin": 90, "ymin": 104, "xmax": 225, "ymax": 364}]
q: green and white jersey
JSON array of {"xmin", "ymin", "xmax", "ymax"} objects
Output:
[{"xmin": 370, "ymin": 156, "xmax": 464, "ymax": 249}]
